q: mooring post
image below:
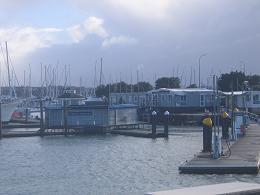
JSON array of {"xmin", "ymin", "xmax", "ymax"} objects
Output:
[
  {"xmin": 164, "ymin": 111, "xmax": 169, "ymax": 138},
  {"xmin": 0, "ymin": 102, "xmax": 2, "ymax": 139},
  {"xmin": 202, "ymin": 116, "xmax": 213, "ymax": 153},
  {"xmin": 40, "ymin": 100, "xmax": 44, "ymax": 136},
  {"xmin": 152, "ymin": 111, "xmax": 157, "ymax": 138},
  {"xmin": 25, "ymin": 108, "xmax": 29, "ymax": 123},
  {"xmin": 63, "ymin": 101, "xmax": 68, "ymax": 135}
]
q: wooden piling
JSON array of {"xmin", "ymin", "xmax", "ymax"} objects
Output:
[
  {"xmin": 0, "ymin": 102, "xmax": 2, "ymax": 139},
  {"xmin": 63, "ymin": 101, "xmax": 68, "ymax": 135},
  {"xmin": 164, "ymin": 111, "xmax": 169, "ymax": 138},
  {"xmin": 151, "ymin": 111, "xmax": 157, "ymax": 138},
  {"xmin": 40, "ymin": 100, "xmax": 44, "ymax": 135},
  {"xmin": 25, "ymin": 108, "xmax": 29, "ymax": 123}
]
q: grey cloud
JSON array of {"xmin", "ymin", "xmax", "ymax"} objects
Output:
[{"xmin": 4, "ymin": 0, "xmax": 260, "ymax": 87}]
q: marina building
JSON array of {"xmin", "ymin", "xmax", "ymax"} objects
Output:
[
  {"xmin": 224, "ymin": 91, "xmax": 260, "ymax": 114},
  {"xmin": 44, "ymin": 90, "xmax": 138, "ymax": 131},
  {"xmin": 110, "ymin": 88, "xmax": 223, "ymax": 113}
]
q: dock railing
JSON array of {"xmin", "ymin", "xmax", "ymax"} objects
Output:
[
  {"xmin": 245, "ymin": 111, "xmax": 259, "ymax": 123},
  {"xmin": 106, "ymin": 122, "xmax": 149, "ymax": 131}
]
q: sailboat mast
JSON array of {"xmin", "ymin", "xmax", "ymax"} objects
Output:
[
  {"xmin": 5, "ymin": 42, "xmax": 12, "ymax": 97},
  {"xmin": 99, "ymin": 57, "xmax": 103, "ymax": 86},
  {"xmin": 94, "ymin": 62, "xmax": 96, "ymax": 96}
]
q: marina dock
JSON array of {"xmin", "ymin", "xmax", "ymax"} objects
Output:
[
  {"xmin": 179, "ymin": 123, "xmax": 260, "ymax": 174},
  {"xmin": 146, "ymin": 182, "xmax": 260, "ymax": 195},
  {"xmin": 3, "ymin": 122, "xmax": 40, "ymax": 129},
  {"xmin": 1, "ymin": 122, "xmax": 168, "ymax": 138},
  {"xmin": 110, "ymin": 129, "xmax": 166, "ymax": 138}
]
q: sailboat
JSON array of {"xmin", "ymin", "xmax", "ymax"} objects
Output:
[
  {"xmin": 1, "ymin": 100, "xmax": 17, "ymax": 122},
  {"xmin": 0, "ymin": 41, "xmax": 19, "ymax": 123}
]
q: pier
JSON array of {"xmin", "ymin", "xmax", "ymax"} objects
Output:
[
  {"xmin": 110, "ymin": 129, "xmax": 166, "ymax": 138},
  {"xmin": 146, "ymin": 182, "xmax": 260, "ymax": 195},
  {"xmin": 0, "ymin": 122, "xmax": 169, "ymax": 138},
  {"xmin": 179, "ymin": 123, "xmax": 260, "ymax": 174}
]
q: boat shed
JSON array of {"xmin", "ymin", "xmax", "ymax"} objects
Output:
[
  {"xmin": 45, "ymin": 100, "xmax": 139, "ymax": 131},
  {"xmin": 108, "ymin": 104, "xmax": 138, "ymax": 125},
  {"xmin": 45, "ymin": 103, "xmax": 108, "ymax": 129}
]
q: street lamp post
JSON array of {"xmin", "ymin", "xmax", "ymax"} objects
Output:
[{"xmin": 198, "ymin": 53, "xmax": 207, "ymax": 88}]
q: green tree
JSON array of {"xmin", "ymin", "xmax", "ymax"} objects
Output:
[
  {"xmin": 218, "ymin": 71, "xmax": 246, "ymax": 92},
  {"xmin": 133, "ymin": 81, "xmax": 153, "ymax": 92},
  {"xmin": 95, "ymin": 81, "xmax": 153, "ymax": 97},
  {"xmin": 248, "ymin": 75, "xmax": 260, "ymax": 90},
  {"xmin": 187, "ymin": 83, "xmax": 197, "ymax": 88},
  {"xmin": 95, "ymin": 85, "xmax": 108, "ymax": 97},
  {"xmin": 155, "ymin": 77, "xmax": 180, "ymax": 89}
]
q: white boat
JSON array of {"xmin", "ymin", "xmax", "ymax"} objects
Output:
[
  {"xmin": 0, "ymin": 42, "xmax": 19, "ymax": 123},
  {"xmin": 1, "ymin": 102, "xmax": 18, "ymax": 123}
]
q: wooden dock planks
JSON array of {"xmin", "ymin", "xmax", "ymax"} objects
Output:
[
  {"xmin": 145, "ymin": 182, "xmax": 260, "ymax": 195},
  {"xmin": 179, "ymin": 123, "xmax": 260, "ymax": 174}
]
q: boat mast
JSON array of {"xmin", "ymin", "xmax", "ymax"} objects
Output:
[
  {"xmin": 94, "ymin": 61, "xmax": 97, "ymax": 97},
  {"xmin": 5, "ymin": 42, "xmax": 12, "ymax": 98},
  {"xmin": 99, "ymin": 57, "xmax": 103, "ymax": 86}
]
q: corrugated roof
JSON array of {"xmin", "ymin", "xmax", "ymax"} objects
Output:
[
  {"xmin": 223, "ymin": 91, "xmax": 247, "ymax": 96},
  {"xmin": 149, "ymin": 88, "xmax": 214, "ymax": 93}
]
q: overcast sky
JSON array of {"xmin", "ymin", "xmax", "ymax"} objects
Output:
[{"xmin": 0, "ymin": 0, "xmax": 259, "ymax": 87}]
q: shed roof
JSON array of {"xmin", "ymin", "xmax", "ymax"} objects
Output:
[{"xmin": 223, "ymin": 91, "xmax": 247, "ymax": 96}]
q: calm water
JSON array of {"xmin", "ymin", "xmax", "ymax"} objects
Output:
[{"xmin": 0, "ymin": 130, "xmax": 260, "ymax": 195}]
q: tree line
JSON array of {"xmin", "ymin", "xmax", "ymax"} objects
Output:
[
  {"xmin": 217, "ymin": 71, "xmax": 260, "ymax": 92},
  {"xmin": 96, "ymin": 71, "xmax": 260, "ymax": 97},
  {"xmin": 3, "ymin": 71, "xmax": 258, "ymax": 98},
  {"xmin": 95, "ymin": 76, "xmax": 181, "ymax": 97}
]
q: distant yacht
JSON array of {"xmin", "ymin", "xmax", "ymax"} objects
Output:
[
  {"xmin": 1, "ymin": 99, "xmax": 18, "ymax": 123},
  {"xmin": 0, "ymin": 42, "xmax": 19, "ymax": 123}
]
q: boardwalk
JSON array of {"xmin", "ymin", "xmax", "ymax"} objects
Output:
[
  {"xmin": 146, "ymin": 182, "xmax": 260, "ymax": 195},
  {"xmin": 179, "ymin": 123, "xmax": 260, "ymax": 174}
]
